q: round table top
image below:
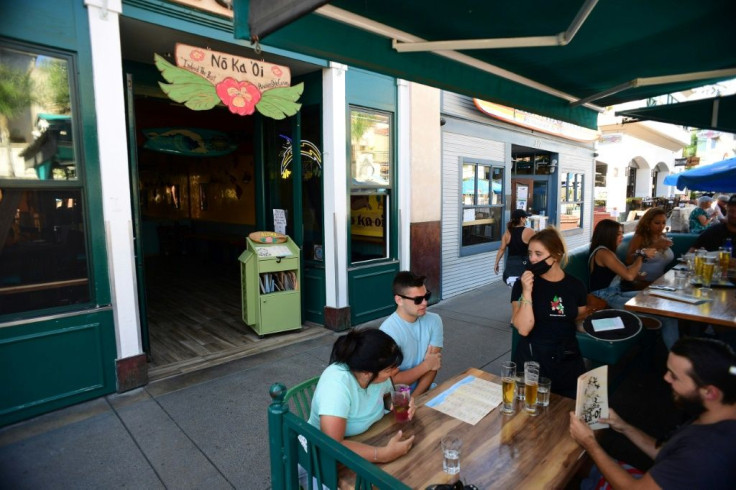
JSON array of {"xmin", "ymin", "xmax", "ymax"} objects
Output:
[{"xmin": 583, "ymin": 309, "xmax": 642, "ymax": 342}]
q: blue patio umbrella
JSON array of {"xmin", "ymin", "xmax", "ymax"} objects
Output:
[
  {"xmin": 664, "ymin": 157, "xmax": 736, "ymax": 192},
  {"xmin": 462, "ymin": 179, "xmax": 502, "ymax": 194}
]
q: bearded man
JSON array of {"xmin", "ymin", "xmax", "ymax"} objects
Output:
[{"xmin": 569, "ymin": 337, "xmax": 736, "ymax": 489}]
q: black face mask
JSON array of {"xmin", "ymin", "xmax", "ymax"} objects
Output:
[{"xmin": 526, "ymin": 256, "xmax": 553, "ymax": 276}]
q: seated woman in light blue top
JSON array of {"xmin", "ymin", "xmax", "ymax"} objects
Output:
[
  {"xmin": 689, "ymin": 196, "xmax": 715, "ymax": 233},
  {"xmin": 309, "ymin": 328, "xmax": 415, "ymax": 464}
]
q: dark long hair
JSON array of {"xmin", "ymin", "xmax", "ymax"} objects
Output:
[
  {"xmin": 330, "ymin": 328, "xmax": 403, "ymax": 385},
  {"xmin": 507, "ymin": 215, "xmax": 524, "ymax": 232},
  {"xmin": 590, "ymin": 219, "xmax": 622, "ymax": 253},
  {"xmin": 671, "ymin": 337, "xmax": 736, "ymax": 405}
]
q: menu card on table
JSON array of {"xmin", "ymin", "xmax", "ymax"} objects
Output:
[{"xmin": 425, "ymin": 375, "xmax": 502, "ymax": 425}]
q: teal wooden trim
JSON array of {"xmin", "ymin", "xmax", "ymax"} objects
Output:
[
  {"xmin": 291, "ymin": 113, "xmax": 303, "ymax": 246},
  {"xmin": 269, "ymin": 382, "xmax": 410, "ymax": 490},
  {"xmin": 0, "ymin": 309, "xmax": 117, "ymax": 427},
  {"xmin": 125, "ymin": 73, "xmax": 149, "ymax": 353},
  {"xmin": 348, "ymin": 261, "xmax": 400, "ymax": 325},
  {"xmin": 0, "ymin": 0, "xmax": 78, "ymax": 50},
  {"xmin": 346, "ymin": 68, "xmax": 397, "ymax": 112},
  {"xmin": 124, "ymin": 0, "xmax": 328, "ymax": 68},
  {"xmin": 254, "ymin": 113, "xmax": 267, "ymax": 229}
]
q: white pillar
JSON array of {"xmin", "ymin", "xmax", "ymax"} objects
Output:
[
  {"xmin": 85, "ymin": 0, "xmax": 142, "ymax": 358},
  {"xmin": 397, "ymin": 79, "xmax": 411, "ymax": 268},
  {"xmin": 322, "ymin": 62, "xmax": 349, "ymax": 307}
]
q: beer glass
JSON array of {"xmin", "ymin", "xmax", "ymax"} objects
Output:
[
  {"xmin": 500, "ymin": 361, "xmax": 516, "ymax": 415},
  {"xmin": 719, "ymin": 247, "xmax": 731, "ymax": 279},
  {"xmin": 701, "ymin": 258, "xmax": 716, "ymax": 289},
  {"xmin": 694, "ymin": 253, "xmax": 705, "ymax": 283},
  {"xmin": 524, "ymin": 362, "xmax": 540, "ymax": 416}
]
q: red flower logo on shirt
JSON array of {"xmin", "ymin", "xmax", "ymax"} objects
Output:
[
  {"xmin": 550, "ymin": 295, "xmax": 565, "ymax": 315},
  {"xmin": 215, "ymin": 77, "xmax": 262, "ymax": 116}
]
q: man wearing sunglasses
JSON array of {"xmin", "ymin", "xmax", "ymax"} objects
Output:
[{"xmin": 379, "ymin": 271, "xmax": 443, "ymax": 396}]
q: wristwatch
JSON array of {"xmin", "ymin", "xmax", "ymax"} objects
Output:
[{"xmin": 635, "ymin": 249, "xmax": 649, "ymax": 262}]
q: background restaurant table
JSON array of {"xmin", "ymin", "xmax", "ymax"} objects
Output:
[
  {"xmin": 341, "ymin": 368, "xmax": 586, "ymax": 489},
  {"xmin": 625, "ymin": 269, "xmax": 736, "ymax": 328}
]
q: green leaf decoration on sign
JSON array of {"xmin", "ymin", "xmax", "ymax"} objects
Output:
[
  {"xmin": 255, "ymin": 82, "xmax": 304, "ymax": 120},
  {"xmin": 154, "ymin": 54, "xmax": 220, "ymax": 111}
]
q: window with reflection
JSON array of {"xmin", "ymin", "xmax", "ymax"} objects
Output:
[
  {"xmin": 1, "ymin": 42, "xmax": 88, "ymax": 317},
  {"xmin": 0, "ymin": 189, "xmax": 90, "ymax": 314},
  {"xmin": 461, "ymin": 159, "xmax": 504, "ymax": 250},
  {"xmin": 349, "ymin": 106, "xmax": 392, "ymax": 264},
  {"xmin": 560, "ymin": 172, "xmax": 584, "ymax": 231},
  {"xmin": 0, "ymin": 45, "xmax": 76, "ymax": 181}
]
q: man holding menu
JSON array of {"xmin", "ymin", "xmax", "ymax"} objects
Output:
[
  {"xmin": 380, "ymin": 271, "xmax": 443, "ymax": 396},
  {"xmin": 569, "ymin": 337, "xmax": 736, "ymax": 489}
]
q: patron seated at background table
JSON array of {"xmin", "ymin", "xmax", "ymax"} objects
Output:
[
  {"xmin": 589, "ymin": 219, "xmax": 654, "ymax": 310},
  {"xmin": 380, "ymin": 271, "xmax": 443, "ymax": 396},
  {"xmin": 569, "ymin": 337, "xmax": 736, "ymax": 489},
  {"xmin": 690, "ymin": 194, "xmax": 736, "ymax": 251},
  {"xmin": 623, "ymin": 208, "xmax": 680, "ymax": 349},
  {"xmin": 689, "ymin": 196, "xmax": 716, "ymax": 234},
  {"xmin": 308, "ymin": 328, "xmax": 415, "ymax": 465},
  {"xmin": 511, "ymin": 227, "xmax": 586, "ymax": 398}
]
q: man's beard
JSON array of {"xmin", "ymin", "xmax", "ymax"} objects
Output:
[{"xmin": 673, "ymin": 390, "xmax": 705, "ymax": 418}]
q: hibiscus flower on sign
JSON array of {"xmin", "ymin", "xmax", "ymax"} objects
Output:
[{"xmin": 154, "ymin": 43, "xmax": 303, "ymax": 120}]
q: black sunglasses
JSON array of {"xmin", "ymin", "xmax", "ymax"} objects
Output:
[{"xmin": 397, "ymin": 291, "xmax": 431, "ymax": 305}]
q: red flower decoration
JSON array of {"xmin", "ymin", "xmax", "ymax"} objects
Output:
[
  {"xmin": 215, "ymin": 78, "xmax": 262, "ymax": 116},
  {"xmin": 271, "ymin": 66, "xmax": 283, "ymax": 77},
  {"xmin": 190, "ymin": 49, "xmax": 205, "ymax": 62}
]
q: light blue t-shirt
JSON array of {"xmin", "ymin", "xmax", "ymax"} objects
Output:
[
  {"xmin": 307, "ymin": 363, "xmax": 392, "ymax": 437},
  {"xmin": 379, "ymin": 311, "xmax": 444, "ymax": 389}
]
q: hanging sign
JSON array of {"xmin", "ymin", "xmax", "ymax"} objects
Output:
[
  {"xmin": 474, "ymin": 99, "xmax": 600, "ymax": 143},
  {"xmin": 155, "ymin": 43, "xmax": 303, "ymax": 120}
]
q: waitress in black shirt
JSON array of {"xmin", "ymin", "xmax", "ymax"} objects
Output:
[{"xmin": 511, "ymin": 227, "xmax": 587, "ymax": 397}]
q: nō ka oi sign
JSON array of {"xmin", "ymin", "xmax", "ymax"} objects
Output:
[{"xmin": 155, "ymin": 43, "xmax": 303, "ymax": 120}]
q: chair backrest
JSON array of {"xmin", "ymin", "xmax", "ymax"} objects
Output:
[{"xmin": 283, "ymin": 375, "xmax": 320, "ymax": 420}]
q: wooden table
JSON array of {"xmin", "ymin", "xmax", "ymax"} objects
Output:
[
  {"xmin": 341, "ymin": 368, "xmax": 586, "ymax": 489},
  {"xmin": 625, "ymin": 269, "xmax": 736, "ymax": 328}
]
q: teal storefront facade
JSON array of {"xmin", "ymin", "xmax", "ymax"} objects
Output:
[
  {"xmin": 0, "ymin": 0, "xmax": 118, "ymax": 426},
  {"xmin": 0, "ymin": 0, "xmax": 409, "ymax": 425}
]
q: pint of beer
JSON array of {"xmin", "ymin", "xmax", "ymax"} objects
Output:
[
  {"xmin": 500, "ymin": 361, "xmax": 516, "ymax": 415},
  {"xmin": 524, "ymin": 362, "xmax": 540, "ymax": 416}
]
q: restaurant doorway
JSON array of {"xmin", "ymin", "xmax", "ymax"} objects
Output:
[
  {"xmin": 511, "ymin": 145, "xmax": 556, "ymax": 226},
  {"xmin": 120, "ymin": 18, "xmax": 326, "ymax": 379}
]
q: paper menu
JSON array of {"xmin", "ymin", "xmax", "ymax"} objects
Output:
[
  {"xmin": 254, "ymin": 245, "xmax": 293, "ymax": 257},
  {"xmin": 425, "ymin": 375, "xmax": 502, "ymax": 425},
  {"xmin": 591, "ymin": 317, "xmax": 625, "ymax": 332},
  {"xmin": 574, "ymin": 365, "xmax": 609, "ymax": 430}
]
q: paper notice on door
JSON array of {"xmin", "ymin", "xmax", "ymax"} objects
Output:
[{"xmin": 273, "ymin": 209, "xmax": 287, "ymax": 235}]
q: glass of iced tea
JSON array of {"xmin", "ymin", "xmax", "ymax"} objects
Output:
[{"xmin": 391, "ymin": 384, "xmax": 411, "ymax": 423}]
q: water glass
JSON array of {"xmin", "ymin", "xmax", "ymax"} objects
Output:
[
  {"xmin": 515, "ymin": 371, "xmax": 526, "ymax": 401},
  {"xmin": 441, "ymin": 435, "xmax": 462, "ymax": 474},
  {"xmin": 524, "ymin": 362, "xmax": 540, "ymax": 416},
  {"xmin": 537, "ymin": 377, "xmax": 551, "ymax": 407},
  {"xmin": 674, "ymin": 269, "xmax": 688, "ymax": 290},
  {"xmin": 500, "ymin": 361, "xmax": 516, "ymax": 415}
]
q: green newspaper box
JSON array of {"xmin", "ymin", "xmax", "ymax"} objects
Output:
[{"xmin": 239, "ymin": 236, "xmax": 301, "ymax": 335}]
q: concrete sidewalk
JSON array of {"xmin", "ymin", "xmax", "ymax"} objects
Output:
[{"xmin": 0, "ymin": 281, "xmax": 513, "ymax": 490}]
